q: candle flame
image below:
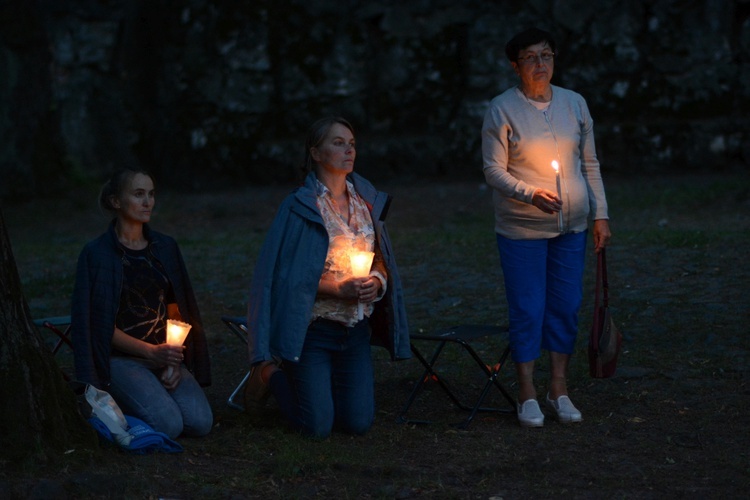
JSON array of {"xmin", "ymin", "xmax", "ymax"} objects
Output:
[{"xmin": 551, "ymin": 160, "xmax": 559, "ymax": 172}]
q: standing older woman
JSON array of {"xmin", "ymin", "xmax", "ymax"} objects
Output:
[
  {"xmin": 481, "ymin": 28, "xmax": 612, "ymax": 427},
  {"xmin": 244, "ymin": 116, "xmax": 410, "ymax": 438},
  {"xmin": 71, "ymin": 168, "xmax": 213, "ymax": 439}
]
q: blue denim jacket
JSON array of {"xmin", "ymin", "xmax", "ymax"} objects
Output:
[
  {"xmin": 247, "ymin": 172, "xmax": 411, "ymax": 365},
  {"xmin": 71, "ymin": 221, "xmax": 211, "ymax": 389}
]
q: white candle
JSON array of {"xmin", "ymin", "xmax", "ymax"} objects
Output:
[
  {"xmin": 350, "ymin": 251, "xmax": 375, "ymax": 320},
  {"xmin": 551, "ymin": 160, "xmax": 563, "ymax": 232},
  {"xmin": 165, "ymin": 319, "xmax": 191, "ymax": 377}
]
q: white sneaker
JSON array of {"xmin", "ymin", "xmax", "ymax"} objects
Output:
[
  {"xmin": 545, "ymin": 394, "xmax": 582, "ymax": 423},
  {"xmin": 517, "ymin": 399, "xmax": 544, "ymax": 428}
]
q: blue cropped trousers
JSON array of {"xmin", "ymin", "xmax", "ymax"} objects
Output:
[{"xmin": 496, "ymin": 231, "xmax": 587, "ymax": 364}]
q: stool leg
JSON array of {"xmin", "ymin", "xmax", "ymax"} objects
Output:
[
  {"xmin": 455, "ymin": 344, "xmax": 514, "ymax": 429},
  {"xmin": 397, "ymin": 341, "xmax": 449, "ymax": 424},
  {"xmin": 491, "ymin": 346, "xmax": 517, "ymax": 408},
  {"xmin": 227, "ymin": 370, "xmax": 251, "ymax": 411},
  {"xmin": 44, "ymin": 322, "xmax": 73, "ymax": 354},
  {"xmin": 222, "ymin": 317, "xmax": 251, "ymax": 411}
]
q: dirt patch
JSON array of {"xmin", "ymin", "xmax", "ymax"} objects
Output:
[{"xmin": 2, "ymin": 173, "xmax": 749, "ymax": 499}]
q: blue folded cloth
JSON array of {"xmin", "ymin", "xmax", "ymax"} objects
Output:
[
  {"xmin": 88, "ymin": 415, "xmax": 119, "ymax": 444},
  {"xmin": 88, "ymin": 415, "xmax": 183, "ymax": 454}
]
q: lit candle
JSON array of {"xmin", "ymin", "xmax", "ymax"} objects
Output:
[
  {"xmin": 349, "ymin": 251, "xmax": 375, "ymax": 320},
  {"xmin": 165, "ymin": 319, "xmax": 192, "ymax": 377},
  {"xmin": 551, "ymin": 160, "xmax": 563, "ymax": 232}
]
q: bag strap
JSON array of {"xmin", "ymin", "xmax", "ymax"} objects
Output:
[
  {"xmin": 600, "ymin": 248, "xmax": 609, "ymax": 308},
  {"xmin": 592, "ymin": 248, "xmax": 608, "ymax": 351}
]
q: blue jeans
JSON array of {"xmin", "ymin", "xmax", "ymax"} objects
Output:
[
  {"xmin": 496, "ymin": 231, "xmax": 587, "ymax": 363},
  {"xmin": 108, "ymin": 356, "xmax": 213, "ymax": 439},
  {"xmin": 271, "ymin": 318, "xmax": 375, "ymax": 438}
]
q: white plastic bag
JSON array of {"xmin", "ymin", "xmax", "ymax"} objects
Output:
[{"xmin": 84, "ymin": 385, "xmax": 133, "ymax": 447}]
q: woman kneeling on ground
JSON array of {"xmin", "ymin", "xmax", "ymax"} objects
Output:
[
  {"xmin": 71, "ymin": 168, "xmax": 213, "ymax": 439},
  {"xmin": 244, "ymin": 116, "xmax": 411, "ymax": 438}
]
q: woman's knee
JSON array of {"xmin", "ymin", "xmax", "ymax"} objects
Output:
[
  {"xmin": 296, "ymin": 405, "xmax": 335, "ymax": 438},
  {"xmin": 182, "ymin": 407, "xmax": 214, "ymax": 437},
  {"xmin": 148, "ymin": 403, "xmax": 184, "ymax": 439},
  {"xmin": 296, "ymin": 406, "xmax": 373, "ymax": 437},
  {"xmin": 299, "ymin": 419, "xmax": 334, "ymax": 439},
  {"xmin": 338, "ymin": 415, "xmax": 373, "ymax": 436}
]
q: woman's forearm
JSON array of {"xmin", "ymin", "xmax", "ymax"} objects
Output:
[
  {"xmin": 317, "ymin": 276, "xmax": 341, "ymax": 298},
  {"xmin": 111, "ymin": 328, "xmax": 155, "ymax": 359}
]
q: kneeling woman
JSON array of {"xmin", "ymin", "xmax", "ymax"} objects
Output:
[
  {"xmin": 245, "ymin": 116, "xmax": 410, "ymax": 438},
  {"xmin": 71, "ymin": 168, "xmax": 213, "ymax": 439}
]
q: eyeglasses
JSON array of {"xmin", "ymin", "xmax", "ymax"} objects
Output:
[{"xmin": 517, "ymin": 52, "xmax": 555, "ymax": 65}]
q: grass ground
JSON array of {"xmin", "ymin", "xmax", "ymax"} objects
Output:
[{"xmin": 2, "ymin": 171, "xmax": 749, "ymax": 499}]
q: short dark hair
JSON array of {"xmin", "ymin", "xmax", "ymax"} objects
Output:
[
  {"xmin": 505, "ymin": 28, "xmax": 556, "ymax": 63},
  {"xmin": 98, "ymin": 168, "xmax": 154, "ymax": 215},
  {"xmin": 301, "ymin": 116, "xmax": 355, "ymax": 175}
]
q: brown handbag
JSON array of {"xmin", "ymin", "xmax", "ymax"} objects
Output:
[{"xmin": 588, "ymin": 248, "xmax": 623, "ymax": 378}]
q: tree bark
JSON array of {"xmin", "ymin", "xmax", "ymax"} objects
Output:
[{"xmin": 0, "ymin": 209, "xmax": 97, "ymax": 465}]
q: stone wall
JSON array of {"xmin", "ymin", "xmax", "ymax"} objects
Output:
[{"xmin": 1, "ymin": 0, "xmax": 748, "ymax": 200}]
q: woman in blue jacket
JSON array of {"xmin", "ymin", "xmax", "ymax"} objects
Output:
[
  {"xmin": 71, "ymin": 168, "xmax": 213, "ymax": 439},
  {"xmin": 245, "ymin": 117, "xmax": 410, "ymax": 438}
]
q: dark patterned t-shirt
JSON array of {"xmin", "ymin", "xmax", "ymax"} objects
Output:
[{"xmin": 115, "ymin": 246, "xmax": 174, "ymax": 347}]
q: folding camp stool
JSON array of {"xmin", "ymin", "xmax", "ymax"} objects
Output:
[
  {"xmin": 33, "ymin": 315, "xmax": 73, "ymax": 380},
  {"xmin": 397, "ymin": 324, "xmax": 516, "ymax": 429},
  {"xmin": 221, "ymin": 315, "xmax": 252, "ymax": 410}
]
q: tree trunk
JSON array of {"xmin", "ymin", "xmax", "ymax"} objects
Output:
[{"xmin": 0, "ymin": 209, "xmax": 97, "ymax": 465}]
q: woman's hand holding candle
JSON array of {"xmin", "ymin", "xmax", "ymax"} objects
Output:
[
  {"xmin": 153, "ymin": 343, "xmax": 184, "ymax": 366},
  {"xmin": 531, "ymin": 188, "xmax": 562, "ymax": 214},
  {"xmin": 334, "ymin": 277, "xmax": 378, "ymax": 300},
  {"xmin": 355, "ymin": 276, "xmax": 380, "ymax": 303},
  {"xmin": 159, "ymin": 350, "xmax": 183, "ymax": 390}
]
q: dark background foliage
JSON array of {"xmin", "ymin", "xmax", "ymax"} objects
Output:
[{"xmin": 1, "ymin": 0, "xmax": 749, "ymax": 201}]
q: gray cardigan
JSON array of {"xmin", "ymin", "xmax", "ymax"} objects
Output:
[{"xmin": 481, "ymin": 85, "xmax": 609, "ymax": 239}]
